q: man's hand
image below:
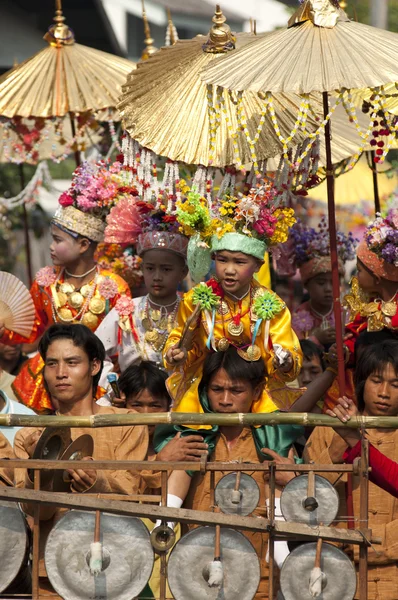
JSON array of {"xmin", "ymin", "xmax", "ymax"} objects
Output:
[
  {"xmin": 156, "ymin": 432, "xmax": 208, "ymax": 462},
  {"xmin": 326, "ymin": 396, "xmax": 360, "ymax": 448},
  {"xmin": 67, "ymin": 457, "xmax": 96, "ymax": 492},
  {"xmin": 273, "ymin": 350, "xmax": 293, "ymax": 374},
  {"xmin": 112, "ymin": 390, "xmax": 126, "ymax": 408},
  {"xmin": 312, "ymin": 326, "xmax": 336, "ymax": 346},
  {"xmin": 25, "ymin": 430, "xmax": 42, "ymax": 458},
  {"xmin": 262, "ymin": 447, "xmax": 296, "ymax": 486},
  {"xmin": 166, "ymin": 345, "xmax": 188, "ymax": 367}
]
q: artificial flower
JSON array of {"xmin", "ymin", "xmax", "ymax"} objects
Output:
[
  {"xmin": 115, "ymin": 296, "xmax": 135, "ymax": 317},
  {"xmin": 58, "ymin": 192, "xmax": 74, "ymax": 207},
  {"xmin": 291, "ymin": 311, "xmax": 315, "ymax": 335},
  {"xmin": 36, "ymin": 266, "xmax": 57, "ymax": 287},
  {"xmin": 253, "ymin": 291, "xmax": 283, "ymax": 320},
  {"xmin": 98, "ymin": 277, "xmax": 119, "ymax": 300},
  {"xmin": 192, "ymin": 283, "xmax": 220, "ymax": 310}
]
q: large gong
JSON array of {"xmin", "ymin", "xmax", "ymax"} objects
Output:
[
  {"xmin": 215, "ymin": 472, "xmax": 260, "ymax": 516},
  {"xmin": 168, "ymin": 526, "xmax": 261, "ymax": 600},
  {"xmin": 280, "ymin": 542, "xmax": 357, "ymax": 600},
  {"xmin": 0, "ymin": 501, "xmax": 29, "ymax": 593},
  {"xmin": 280, "ymin": 474, "xmax": 339, "ymax": 526},
  {"xmin": 45, "ymin": 510, "xmax": 154, "ymax": 600}
]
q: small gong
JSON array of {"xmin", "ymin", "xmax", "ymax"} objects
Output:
[
  {"xmin": 168, "ymin": 526, "xmax": 260, "ymax": 600},
  {"xmin": 281, "ymin": 474, "xmax": 339, "ymax": 526},
  {"xmin": 29, "ymin": 427, "xmax": 71, "ymax": 486},
  {"xmin": 215, "ymin": 472, "xmax": 260, "ymax": 516},
  {"xmin": 52, "ymin": 434, "xmax": 94, "ymax": 492},
  {"xmin": 280, "ymin": 542, "xmax": 357, "ymax": 600},
  {"xmin": 45, "ymin": 510, "xmax": 154, "ymax": 600},
  {"xmin": 0, "ymin": 502, "xmax": 29, "ymax": 593}
]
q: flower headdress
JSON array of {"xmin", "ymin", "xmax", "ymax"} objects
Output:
[
  {"xmin": 175, "ymin": 181, "xmax": 297, "ymax": 281},
  {"xmin": 53, "ymin": 160, "xmax": 138, "ymax": 242},
  {"xmin": 358, "ymin": 207, "xmax": 398, "ymax": 282},
  {"xmin": 290, "ymin": 217, "xmax": 357, "ymax": 283}
]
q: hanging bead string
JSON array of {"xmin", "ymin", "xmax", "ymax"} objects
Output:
[
  {"xmin": 0, "ymin": 161, "xmax": 54, "ymax": 209},
  {"xmin": 377, "ymin": 87, "xmax": 398, "ymax": 164},
  {"xmin": 235, "ymin": 91, "xmax": 269, "ymax": 177},
  {"xmin": 192, "ymin": 165, "xmax": 207, "ymax": 195},
  {"xmin": 108, "ymin": 119, "xmax": 122, "ymax": 151},
  {"xmin": 221, "ymin": 89, "xmax": 245, "ymax": 172},
  {"xmin": 206, "ymin": 84, "xmax": 223, "ymax": 166},
  {"xmin": 219, "ymin": 166, "xmax": 237, "ymax": 197}
]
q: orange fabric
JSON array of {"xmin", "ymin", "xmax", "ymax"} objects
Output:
[
  {"xmin": 184, "ymin": 427, "xmax": 276, "ymax": 599},
  {"xmin": 0, "ymin": 431, "xmax": 14, "ymax": 486},
  {"xmin": 323, "ymin": 367, "xmax": 356, "ymax": 412},
  {"xmin": 357, "ymin": 241, "xmax": 398, "ymax": 282},
  {"xmin": 9, "ymin": 268, "xmax": 130, "ymax": 413}
]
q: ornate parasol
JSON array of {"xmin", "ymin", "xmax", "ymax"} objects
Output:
[
  {"xmin": 202, "ymin": 0, "xmax": 398, "ymax": 410},
  {"xmin": 119, "ymin": 6, "xmax": 319, "ymax": 169}
]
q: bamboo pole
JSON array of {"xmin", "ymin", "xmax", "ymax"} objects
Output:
[{"xmin": 1, "ymin": 411, "xmax": 398, "ymax": 429}]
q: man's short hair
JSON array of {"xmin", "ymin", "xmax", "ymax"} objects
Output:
[
  {"xmin": 119, "ymin": 361, "xmax": 170, "ymax": 408},
  {"xmin": 39, "ymin": 324, "xmax": 105, "ymax": 392},
  {"xmin": 300, "ymin": 339, "xmax": 325, "ymax": 370},
  {"xmin": 199, "ymin": 346, "xmax": 266, "ymax": 394},
  {"xmin": 354, "ymin": 340, "xmax": 398, "ymax": 411}
]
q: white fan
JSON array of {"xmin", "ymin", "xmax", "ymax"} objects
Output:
[{"xmin": 0, "ymin": 271, "xmax": 36, "ymax": 337}]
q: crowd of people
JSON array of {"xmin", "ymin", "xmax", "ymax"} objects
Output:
[{"xmin": 0, "ymin": 159, "xmax": 397, "ymax": 599}]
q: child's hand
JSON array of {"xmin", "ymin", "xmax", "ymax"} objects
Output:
[
  {"xmin": 273, "ymin": 348, "xmax": 293, "ymax": 373},
  {"xmin": 326, "ymin": 396, "xmax": 358, "ymax": 423},
  {"xmin": 112, "ymin": 391, "xmax": 126, "ymax": 408},
  {"xmin": 166, "ymin": 345, "xmax": 187, "ymax": 366}
]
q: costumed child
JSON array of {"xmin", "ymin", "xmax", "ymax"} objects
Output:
[
  {"xmin": 289, "ymin": 218, "xmax": 356, "ymax": 349},
  {"xmin": 0, "ymin": 161, "xmax": 132, "ymax": 412},
  {"xmin": 158, "ymin": 183, "xmax": 302, "ymax": 524},
  {"xmin": 95, "ymin": 196, "xmax": 188, "ymax": 375},
  {"xmin": 324, "ymin": 206, "xmax": 398, "ymax": 411}
]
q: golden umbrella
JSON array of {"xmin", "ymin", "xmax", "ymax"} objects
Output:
[
  {"xmin": 119, "ymin": 6, "xmax": 320, "ymax": 169},
  {"xmin": 202, "ymin": 0, "xmax": 398, "ymax": 426}
]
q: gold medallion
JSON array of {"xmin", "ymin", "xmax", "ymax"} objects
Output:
[
  {"xmin": 142, "ymin": 317, "xmax": 151, "ymax": 331},
  {"xmin": 69, "ymin": 292, "xmax": 84, "ymax": 309},
  {"xmin": 81, "ymin": 284, "xmax": 93, "ymax": 298},
  {"xmin": 89, "ymin": 297, "xmax": 106, "ymax": 315},
  {"xmin": 57, "ymin": 292, "xmax": 67, "ymax": 307},
  {"xmin": 237, "ymin": 344, "xmax": 261, "ymax": 362},
  {"xmin": 363, "ymin": 302, "xmax": 379, "ymax": 316},
  {"xmin": 381, "ymin": 301, "xmax": 397, "ymax": 317},
  {"xmin": 227, "ymin": 321, "xmax": 244, "ymax": 337},
  {"xmin": 150, "ymin": 309, "xmax": 161, "ymax": 322},
  {"xmin": 158, "ymin": 318, "xmax": 168, "ymax": 330},
  {"xmin": 145, "ymin": 330, "xmax": 159, "ymax": 343},
  {"xmin": 81, "ymin": 312, "xmax": 99, "ymax": 329},
  {"xmin": 59, "ymin": 282, "xmax": 75, "ymax": 294},
  {"xmin": 217, "ymin": 301, "xmax": 229, "ymax": 316},
  {"xmin": 58, "ymin": 307, "xmax": 73, "ymax": 321},
  {"xmin": 217, "ymin": 337, "xmax": 230, "ymax": 351}
]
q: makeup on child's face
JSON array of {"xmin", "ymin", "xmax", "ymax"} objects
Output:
[
  {"xmin": 298, "ymin": 355, "xmax": 323, "ymax": 388},
  {"xmin": 50, "ymin": 225, "xmax": 81, "ymax": 266},
  {"xmin": 362, "ymin": 363, "xmax": 398, "ymax": 417},
  {"xmin": 305, "ymin": 272, "xmax": 333, "ymax": 310},
  {"xmin": 207, "ymin": 368, "xmax": 260, "ymax": 414},
  {"xmin": 142, "ymin": 249, "xmax": 187, "ymax": 303},
  {"xmin": 214, "ymin": 251, "xmax": 260, "ymax": 297},
  {"xmin": 356, "ymin": 259, "xmax": 378, "ymax": 293}
]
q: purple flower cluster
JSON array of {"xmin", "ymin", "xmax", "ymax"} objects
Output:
[
  {"xmin": 365, "ymin": 208, "xmax": 398, "ymax": 266},
  {"xmin": 291, "ymin": 217, "xmax": 357, "ymax": 267}
]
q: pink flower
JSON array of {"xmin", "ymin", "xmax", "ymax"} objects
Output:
[
  {"xmin": 115, "ymin": 296, "xmax": 135, "ymax": 317},
  {"xmin": 36, "ymin": 266, "xmax": 57, "ymax": 287},
  {"xmin": 76, "ymin": 194, "xmax": 98, "ymax": 211},
  {"xmin": 98, "ymin": 277, "xmax": 119, "ymax": 300},
  {"xmin": 292, "ymin": 311, "xmax": 315, "ymax": 335},
  {"xmin": 59, "ymin": 192, "xmax": 74, "ymax": 207}
]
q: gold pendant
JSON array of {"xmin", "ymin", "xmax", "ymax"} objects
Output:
[
  {"xmin": 145, "ymin": 330, "xmax": 159, "ymax": 343},
  {"xmin": 227, "ymin": 321, "xmax": 244, "ymax": 337},
  {"xmin": 57, "ymin": 292, "xmax": 67, "ymax": 307},
  {"xmin": 150, "ymin": 309, "xmax": 161, "ymax": 322},
  {"xmin": 381, "ymin": 301, "xmax": 397, "ymax": 317},
  {"xmin": 69, "ymin": 292, "xmax": 84, "ymax": 309},
  {"xmin": 217, "ymin": 337, "xmax": 230, "ymax": 351},
  {"xmin": 237, "ymin": 344, "xmax": 261, "ymax": 362},
  {"xmin": 158, "ymin": 318, "xmax": 168, "ymax": 330},
  {"xmin": 58, "ymin": 307, "xmax": 73, "ymax": 321},
  {"xmin": 59, "ymin": 282, "xmax": 75, "ymax": 294},
  {"xmin": 89, "ymin": 297, "xmax": 106, "ymax": 315},
  {"xmin": 217, "ymin": 301, "xmax": 229, "ymax": 316},
  {"xmin": 142, "ymin": 317, "xmax": 151, "ymax": 331},
  {"xmin": 363, "ymin": 302, "xmax": 379, "ymax": 316},
  {"xmin": 81, "ymin": 284, "xmax": 93, "ymax": 298},
  {"xmin": 81, "ymin": 312, "xmax": 99, "ymax": 330}
]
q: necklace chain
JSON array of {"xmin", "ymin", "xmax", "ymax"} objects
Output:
[
  {"xmin": 65, "ymin": 265, "xmax": 97, "ymax": 279},
  {"xmin": 51, "ymin": 268, "xmax": 99, "ymax": 323},
  {"xmin": 226, "ymin": 286, "xmax": 251, "ymax": 302}
]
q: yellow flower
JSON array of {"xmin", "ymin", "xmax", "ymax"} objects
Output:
[{"xmin": 269, "ymin": 208, "xmax": 296, "ymax": 246}]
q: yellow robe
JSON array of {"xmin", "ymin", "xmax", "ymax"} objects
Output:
[{"xmin": 164, "ymin": 279, "xmax": 302, "ymax": 419}]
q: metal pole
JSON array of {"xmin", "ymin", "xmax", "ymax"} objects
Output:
[
  {"xmin": 323, "ymin": 91, "xmax": 346, "ymax": 395},
  {"xmin": 370, "ymin": 150, "xmax": 381, "ymax": 214},
  {"xmin": 69, "ymin": 114, "xmax": 81, "ymax": 168},
  {"xmin": 18, "ymin": 164, "xmax": 33, "ymax": 286},
  {"xmin": 358, "ymin": 433, "xmax": 369, "ymax": 600}
]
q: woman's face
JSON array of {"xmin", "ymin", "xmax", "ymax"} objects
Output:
[
  {"xmin": 207, "ymin": 368, "xmax": 261, "ymax": 413},
  {"xmin": 362, "ymin": 363, "xmax": 398, "ymax": 417}
]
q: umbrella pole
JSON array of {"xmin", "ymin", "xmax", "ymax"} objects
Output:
[
  {"xmin": 18, "ymin": 164, "xmax": 33, "ymax": 286},
  {"xmin": 322, "ymin": 92, "xmax": 345, "ymax": 395},
  {"xmin": 370, "ymin": 150, "xmax": 381, "ymax": 214},
  {"xmin": 69, "ymin": 114, "xmax": 81, "ymax": 168}
]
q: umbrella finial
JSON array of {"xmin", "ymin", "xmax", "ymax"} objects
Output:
[
  {"xmin": 288, "ymin": 0, "xmax": 349, "ymax": 29},
  {"xmin": 141, "ymin": 0, "xmax": 159, "ymax": 60},
  {"xmin": 166, "ymin": 8, "xmax": 179, "ymax": 46},
  {"xmin": 203, "ymin": 5, "xmax": 236, "ymax": 54},
  {"xmin": 44, "ymin": 0, "xmax": 75, "ymax": 46}
]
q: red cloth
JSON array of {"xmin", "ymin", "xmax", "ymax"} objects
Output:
[{"xmin": 344, "ymin": 441, "xmax": 398, "ymax": 499}]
